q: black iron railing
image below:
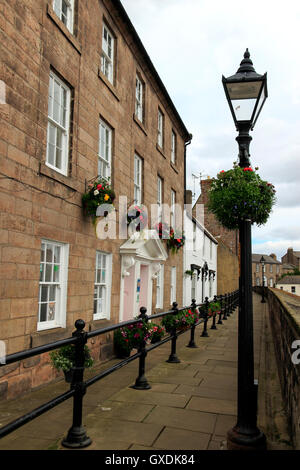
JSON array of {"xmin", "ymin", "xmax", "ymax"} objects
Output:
[{"xmin": 0, "ymin": 290, "xmax": 239, "ymax": 448}]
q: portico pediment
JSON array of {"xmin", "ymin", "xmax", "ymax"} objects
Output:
[{"xmin": 120, "ymin": 230, "xmax": 168, "ymax": 262}]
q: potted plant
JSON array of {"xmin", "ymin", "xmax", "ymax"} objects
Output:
[
  {"xmin": 208, "ymin": 163, "xmax": 276, "ymax": 230},
  {"xmin": 50, "ymin": 344, "xmax": 94, "ymax": 383},
  {"xmin": 113, "ymin": 318, "xmax": 156, "ymax": 357},
  {"xmin": 150, "ymin": 325, "xmax": 165, "ymax": 344},
  {"xmin": 82, "ymin": 176, "xmax": 116, "ymax": 223},
  {"xmin": 207, "ymin": 301, "xmax": 221, "ymax": 317},
  {"xmin": 161, "ymin": 308, "xmax": 199, "ymax": 333}
]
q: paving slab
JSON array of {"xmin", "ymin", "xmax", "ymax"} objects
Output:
[
  {"xmin": 1, "ymin": 298, "xmax": 281, "ymax": 451},
  {"xmin": 144, "ymin": 405, "xmax": 217, "ymax": 434}
]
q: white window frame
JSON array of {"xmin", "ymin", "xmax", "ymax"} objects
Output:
[
  {"xmin": 157, "ymin": 109, "xmax": 164, "ymax": 148},
  {"xmin": 171, "ymin": 130, "xmax": 176, "ymax": 164},
  {"xmin": 157, "ymin": 176, "xmax": 163, "ymax": 224},
  {"xmin": 156, "ymin": 264, "xmax": 164, "ymax": 309},
  {"xmin": 38, "ymin": 239, "xmax": 69, "ymax": 331},
  {"xmin": 135, "ymin": 74, "xmax": 144, "ymax": 123},
  {"xmin": 256, "ymin": 277, "xmax": 260, "ymax": 286},
  {"xmin": 256, "ymin": 263, "xmax": 259, "ymax": 273},
  {"xmin": 171, "ymin": 189, "xmax": 176, "ymax": 228},
  {"xmin": 134, "ymin": 154, "xmax": 142, "ymax": 205},
  {"xmin": 276, "ymin": 265, "xmax": 280, "ymax": 274},
  {"xmin": 47, "ymin": 71, "xmax": 71, "ymax": 176},
  {"xmin": 170, "ymin": 266, "xmax": 176, "ymax": 305},
  {"xmin": 269, "ymin": 264, "xmax": 273, "ymax": 273},
  {"xmin": 53, "ymin": 0, "xmax": 74, "ymax": 33},
  {"xmin": 98, "ymin": 119, "xmax": 112, "ymax": 178},
  {"xmin": 101, "ymin": 23, "xmax": 114, "ymax": 84},
  {"xmin": 94, "ymin": 251, "xmax": 112, "ymax": 320}
]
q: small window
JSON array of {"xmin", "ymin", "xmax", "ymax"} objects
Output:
[
  {"xmin": 94, "ymin": 252, "xmax": 112, "ymax": 320},
  {"xmin": 291, "ymin": 286, "xmax": 296, "ymax": 293},
  {"xmin": 256, "ymin": 277, "xmax": 260, "ymax": 286},
  {"xmin": 38, "ymin": 240, "xmax": 69, "ymax": 331},
  {"xmin": 98, "ymin": 119, "xmax": 112, "ymax": 178},
  {"xmin": 269, "ymin": 278, "xmax": 273, "ymax": 287},
  {"xmin": 101, "ymin": 23, "xmax": 114, "ymax": 84},
  {"xmin": 156, "ymin": 264, "xmax": 164, "ymax": 309},
  {"xmin": 256, "ymin": 263, "xmax": 259, "ymax": 273},
  {"xmin": 269, "ymin": 264, "xmax": 273, "ymax": 273},
  {"xmin": 157, "ymin": 109, "xmax": 164, "ymax": 148},
  {"xmin": 53, "ymin": 0, "xmax": 74, "ymax": 33},
  {"xmin": 135, "ymin": 75, "xmax": 144, "ymax": 123},
  {"xmin": 134, "ymin": 154, "xmax": 142, "ymax": 205},
  {"xmin": 170, "ymin": 266, "xmax": 176, "ymax": 304},
  {"xmin": 47, "ymin": 71, "xmax": 71, "ymax": 176},
  {"xmin": 171, "ymin": 130, "xmax": 176, "ymax": 164}
]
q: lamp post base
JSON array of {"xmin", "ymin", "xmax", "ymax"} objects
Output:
[{"xmin": 227, "ymin": 426, "xmax": 266, "ymax": 451}]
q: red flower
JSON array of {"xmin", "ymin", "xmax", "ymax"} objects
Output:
[
  {"xmin": 220, "ymin": 170, "xmax": 225, "ymax": 173},
  {"xmin": 97, "ymin": 184, "xmax": 103, "ymax": 189}
]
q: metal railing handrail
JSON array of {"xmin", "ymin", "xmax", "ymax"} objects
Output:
[{"xmin": 0, "ymin": 289, "xmax": 239, "ymax": 448}]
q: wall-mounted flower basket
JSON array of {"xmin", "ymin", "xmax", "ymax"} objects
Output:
[
  {"xmin": 113, "ymin": 318, "xmax": 157, "ymax": 357},
  {"xmin": 166, "ymin": 228, "xmax": 185, "ymax": 254},
  {"xmin": 49, "ymin": 344, "xmax": 94, "ymax": 382},
  {"xmin": 161, "ymin": 308, "xmax": 199, "ymax": 333},
  {"xmin": 208, "ymin": 163, "xmax": 276, "ymax": 230},
  {"xmin": 127, "ymin": 205, "xmax": 148, "ymax": 233},
  {"xmin": 82, "ymin": 177, "xmax": 116, "ymax": 223}
]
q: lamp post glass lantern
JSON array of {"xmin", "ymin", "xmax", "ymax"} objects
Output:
[
  {"xmin": 260, "ymin": 256, "xmax": 266, "ymax": 303},
  {"xmin": 223, "ymin": 50, "xmax": 267, "ymax": 450}
]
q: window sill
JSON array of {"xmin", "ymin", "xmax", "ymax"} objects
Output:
[
  {"xmin": 39, "ymin": 162, "xmax": 80, "ymax": 192},
  {"xmin": 156, "ymin": 144, "xmax": 166, "ymax": 159},
  {"xmin": 31, "ymin": 326, "xmax": 72, "ymax": 348},
  {"xmin": 98, "ymin": 69, "xmax": 120, "ymax": 102},
  {"xmin": 170, "ymin": 162, "xmax": 179, "ymax": 174},
  {"xmin": 133, "ymin": 114, "xmax": 147, "ymax": 136},
  {"xmin": 47, "ymin": 4, "xmax": 82, "ymax": 55}
]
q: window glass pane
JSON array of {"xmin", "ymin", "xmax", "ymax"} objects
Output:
[
  {"xmin": 39, "ymin": 303, "xmax": 47, "ymax": 323},
  {"xmin": 45, "ymin": 264, "xmax": 53, "ymax": 282},
  {"xmin": 49, "ymin": 285, "xmax": 56, "ymax": 302},
  {"xmin": 41, "ymin": 285, "xmax": 48, "ymax": 303}
]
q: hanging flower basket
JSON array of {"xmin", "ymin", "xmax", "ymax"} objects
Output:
[
  {"xmin": 153, "ymin": 222, "xmax": 171, "ymax": 240},
  {"xmin": 208, "ymin": 164, "xmax": 276, "ymax": 230},
  {"xmin": 49, "ymin": 344, "xmax": 94, "ymax": 382},
  {"xmin": 113, "ymin": 318, "xmax": 156, "ymax": 356},
  {"xmin": 82, "ymin": 177, "xmax": 115, "ymax": 223},
  {"xmin": 127, "ymin": 205, "xmax": 148, "ymax": 233},
  {"xmin": 166, "ymin": 228, "xmax": 185, "ymax": 254}
]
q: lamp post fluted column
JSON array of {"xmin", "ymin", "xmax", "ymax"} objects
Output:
[{"xmin": 223, "ymin": 50, "xmax": 267, "ymax": 451}]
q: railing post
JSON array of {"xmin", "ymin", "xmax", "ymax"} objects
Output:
[
  {"xmin": 201, "ymin": 297, "xmax": 209, "ymax": 337},
  {"xmin": 223, "ymin": 293, "xmax": 228, "ymax": 320},
  {"xmin": 217, "ymin": 294, "xmax": 223, "ymax": 325},
  {"xmin": 187, "ymin": 299, "xmax": 197, "ymax": 348},
  {"xmin": 62, "ymin": 319, "xmax": 92, "ymax": 449},
  {"xmin": 227, "ymin": 292, "xmax": 232, "ymax": 317},
  {"xmin": 211, "ymin": 295, "xmax": 218, "ymax": 330},
  {"xmin": 132, "ymin": 307, "xmax": 151, "ymax": 390},
  {"xmin": 167, "ymin": 302, "xmax": 180, "ymax": 363}
]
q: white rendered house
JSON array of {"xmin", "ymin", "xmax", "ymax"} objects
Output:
[{"xmin": 183, "ymin": 212, "xmax": 218, "ymax": 306}]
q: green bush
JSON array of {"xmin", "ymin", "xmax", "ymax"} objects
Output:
[{"xmin": 50, "ymin": 344, "xmax": 94, "ymax": 372}]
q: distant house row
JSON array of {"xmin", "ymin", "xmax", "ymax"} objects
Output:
[{"xmin": 252, "ymin": 247, "xmax": 300, "ymax": 288}]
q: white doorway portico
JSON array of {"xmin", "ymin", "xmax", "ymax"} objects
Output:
[{"xmin": 119, "ymin": 231, "xmax": 168, "ymax": 322}]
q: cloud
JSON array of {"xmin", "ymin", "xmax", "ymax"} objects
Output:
[{"xmin": 121, "ymin": 0, "xmax": 300, "ymax": 255}]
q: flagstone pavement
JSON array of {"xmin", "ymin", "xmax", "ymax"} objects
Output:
[{"xmin": 0, "ymin": 293, "xmax": 292, "ymax": 450}]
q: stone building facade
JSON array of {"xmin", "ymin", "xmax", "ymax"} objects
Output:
[
  {"xmin": 281, "ymin": 248, "xmax": 300, "ymax": 270},
  {"xmin": 0, "ymin": 0, "xmax": 191, "ymax": 399}
]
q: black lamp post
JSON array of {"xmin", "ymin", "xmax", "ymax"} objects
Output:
[
  {"xmin": 260, "ymin": 256, "xmax": 266, "ymax": 303},
  {"xmin": 222, "ymin": 49, "xmax": 267, "ymax": 450}
]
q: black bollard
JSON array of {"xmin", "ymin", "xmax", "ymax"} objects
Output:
[
  {"xmin": 211, "ymin": 295, "xmax": 218, "ymax": 330},
  {"xmin": 62, "ymin": 320, "xmax": 92, "ymax": 448},
  {"xmin": 217, "ymin": 294, "xmax": 223, "ymax": 325},
  {"xmin": 187, "ymin": 299, "xmax": 198, "ymax": 348},
  {"xmin": 201, "ymin": 297, "xmax": 209, "ymax": 337},
  {"xmin": 132, "ymin": 307, "xmax": 151, "ymax": 390},
  {"xmin": 167, "ymin": 302, "xmax": 180, "ymax": 363}
]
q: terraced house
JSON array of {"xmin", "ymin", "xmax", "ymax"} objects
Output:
[{"xmin": 0, "ymin": 0, "xmax": 192, "ymax": 399}]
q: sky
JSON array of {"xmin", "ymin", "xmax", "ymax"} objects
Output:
[{"xmin": 121, "ymin": 0, "xmax": 300, "ymax": 261}]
